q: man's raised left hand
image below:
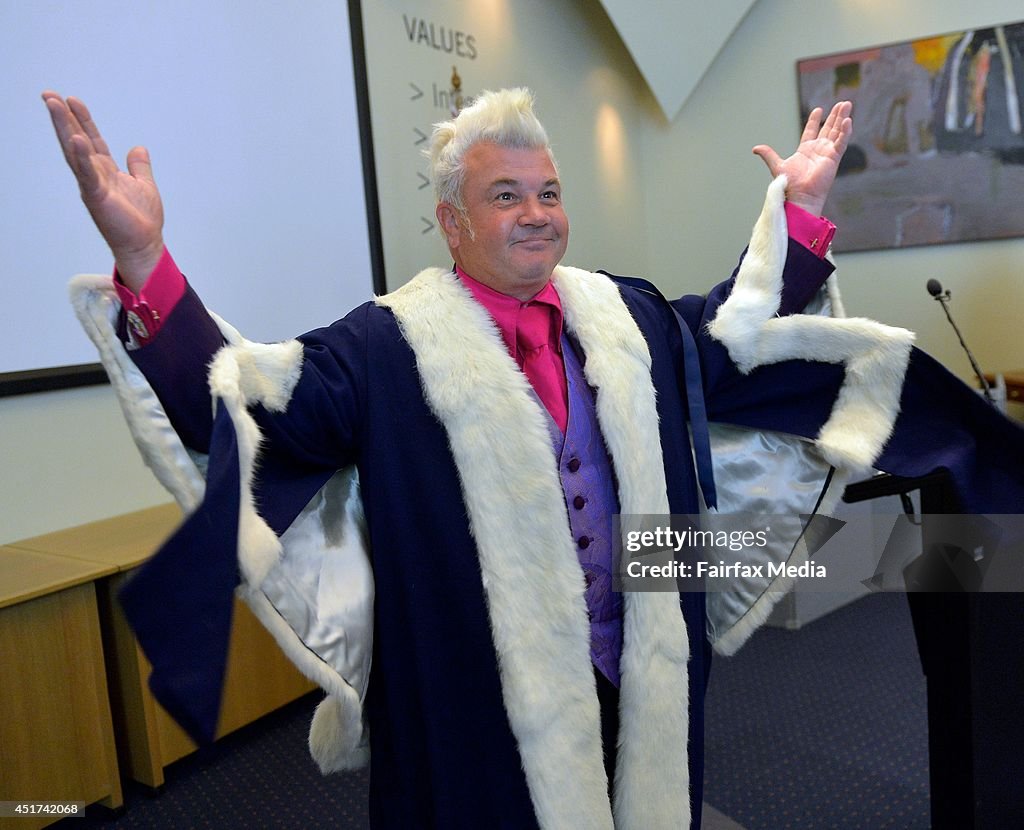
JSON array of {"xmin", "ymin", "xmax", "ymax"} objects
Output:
[{"xmin": 752, "ymin": 101, "xmax": 852, "ymax": 217}]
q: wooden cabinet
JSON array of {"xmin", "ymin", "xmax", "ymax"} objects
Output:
[
  {"xmin": 0, "ymin": 548, "xmax": 123, "ymax": 829},
  {"xmin": 9, "ymin": 505, "xmax": 316, "ymax": 791}
]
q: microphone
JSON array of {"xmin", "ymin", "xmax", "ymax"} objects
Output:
[{"xmin": 926, "ymin": 279, "xmax": 995, "ymax": 405}]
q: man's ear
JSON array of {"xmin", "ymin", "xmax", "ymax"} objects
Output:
[{"xmin": 436, "ymin": 202, "xmax": 462, "ymax": 248}]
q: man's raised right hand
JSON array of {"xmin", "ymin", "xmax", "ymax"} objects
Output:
[{"xmin": 43, "ymin": 91, "xmax": 165, "ymax": 292}]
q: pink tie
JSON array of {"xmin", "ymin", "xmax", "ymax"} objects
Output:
[{"xmin": 517, "ymin": 301, "xmax": 568, "ymax": 433}]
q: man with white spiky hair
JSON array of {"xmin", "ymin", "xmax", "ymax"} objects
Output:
[{"xmin": 45, "ymin": 85, "xmax": 1024, "ymax": 829}]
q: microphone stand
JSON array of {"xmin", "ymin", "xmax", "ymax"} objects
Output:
[{"xmin": 929, "ymin": 283, "xmax": 995, "ymax": 405}]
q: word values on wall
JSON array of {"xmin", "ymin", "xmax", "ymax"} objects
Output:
[
  {"xmin": 402, "ymin": 14, "xmax": 477, "ymax": 60},
  {"xmin": 388, "ymin": 11, "xmax": 479, "ymax": 245}
]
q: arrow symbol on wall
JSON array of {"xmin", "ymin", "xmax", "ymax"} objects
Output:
[
  {"xmin": 409, "ymin": 82, "xmax": 424, "ymax": 101},
  {"xmin": 416, "ymin": 172, "xmax": 430, "ymax": 190},
  {"xmin": 420, "ymin": 217, "xmax": 435, "ymax": 234},
  {"xmin": 413, "ymin": 127, "xmax": 428, "ymax": 145}
]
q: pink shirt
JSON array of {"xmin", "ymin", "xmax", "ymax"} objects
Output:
[{"xmin": 456, "ymin": 266, "xmax": 569, "ymax": 432}]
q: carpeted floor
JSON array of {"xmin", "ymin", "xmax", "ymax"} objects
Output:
[
  {"xmin": 703, "ymin": 591, "xmax": 930, "ymax": 829},
  {"xmin": 61, "ymin": 592, "xmax": 929, "ymax": 829},
  {"xmin": 67, "ymin": 695, "xmax": 370, "ymax": 829}
]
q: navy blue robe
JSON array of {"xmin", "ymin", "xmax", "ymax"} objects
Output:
[{"xmin": 115, "ymin": 235, "xmax": 1023, "ymax": 829}]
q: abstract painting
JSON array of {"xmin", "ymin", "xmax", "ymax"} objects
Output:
[{"xmin": 797, "ymin": 21, "xmax": 1024, "ymax": 251}]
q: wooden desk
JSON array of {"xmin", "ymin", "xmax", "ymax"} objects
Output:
[
  {"xmin": 0, "ymin": 547, "xmax": 123, "ymax": 829},
  {"xmin": 11, "ymin": 505, "xmax": 316, "ymax": 789},
  {"xmin": 10, "ymin": 504, "xmax": 182, "ymax": 571}
]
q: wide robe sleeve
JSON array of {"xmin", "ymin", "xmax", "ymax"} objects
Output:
[
  {"xmin": 681, "ymin": 177, "xmax": 1024, "ymax": 515},
  {"xmin": 71, "ymin": 273, "xmax": 377, "ymax": 760},
  {"xmin": 661, "ymin": 176, "xmax": 1024, "ymax": 654}
]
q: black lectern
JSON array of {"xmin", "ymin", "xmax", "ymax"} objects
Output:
[{"xmin": 844, "ymin": 471, "xmax": 1024, "ymax": 829}]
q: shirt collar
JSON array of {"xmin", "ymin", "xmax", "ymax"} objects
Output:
[{"xmin": 455, "ymin": 266, "xmax": 564, "ymax": 357}]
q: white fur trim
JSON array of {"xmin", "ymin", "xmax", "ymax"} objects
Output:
[
  {"xmin": 308, "ymin": 693, "xmax": 371, "ymax": 772},
  {"xmin": 707, "ymin": 175, "xmax": 914, "ymax": 472},
  {"xmin": 207, "ymin": 341, "xmax": 302, "ymax": 587},
  {"xmin": 378, "ymin": 269, "xmax": 613, "ymax": 828},
  {"xmin": 69, "ymin": 274, "xmax": 206, "ymax": 510},
  {"xmin": 378, "ymin": 266, "xmax": 691, "ymax": 829},
  {"xmin": 824, "ymin": 266, "xmax": 846, "ymax": 320},
  {"xmin": 554, "ymin": 268, "xmax": 691, "ymax": 829}
]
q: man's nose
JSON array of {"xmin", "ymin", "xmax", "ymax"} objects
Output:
[{"xmin": 518, "ymin": 198, "xmax": 549, "ymax": 226}]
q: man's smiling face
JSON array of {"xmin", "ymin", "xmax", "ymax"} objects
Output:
[{"xmin": 437, "ymin": 142, "xmax": 569, "ymax": 300}]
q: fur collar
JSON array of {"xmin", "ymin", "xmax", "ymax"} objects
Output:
[{"xmin": 377, "ymin": 267, "xmax": 691, "ymax": 829}]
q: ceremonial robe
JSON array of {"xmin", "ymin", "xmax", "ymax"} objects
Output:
[{"xmin": 70, "ymin": 177, "xmax": 1024, "ymax": 829}]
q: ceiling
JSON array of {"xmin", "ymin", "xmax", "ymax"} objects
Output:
[{"xmin": 596, "ymin": 0, "xmax": 761, "ymax": 120}]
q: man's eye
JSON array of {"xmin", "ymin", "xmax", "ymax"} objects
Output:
[
  {"xmin": 496, "ymin": 192, "xmax": 515, "ymax": 201},
  {"xmin": 542, "ymin": 191, "xmax": 560, "ymax": 201}
]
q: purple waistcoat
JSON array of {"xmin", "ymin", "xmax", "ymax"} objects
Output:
[{"xmin": 542, "ymin": 336, "xmax": 623, "ymax": 687}]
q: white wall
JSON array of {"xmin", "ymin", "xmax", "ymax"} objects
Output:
[
  {"xmin": 0, "ymin": 387, "xmax": 170, "ymax": 543},
  {"xmin": 640, "ymin": 0, "xmax": 1024, "ymax": 382}
]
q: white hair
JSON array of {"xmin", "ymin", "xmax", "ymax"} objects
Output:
[{"xmin": 426, "ymin": 87, "xmax": 556, "ymax": 214}]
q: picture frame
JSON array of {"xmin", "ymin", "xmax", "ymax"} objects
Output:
[{"xmin": 797, "ymin": 21, "xmax": 1024, "ymax": 252}]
